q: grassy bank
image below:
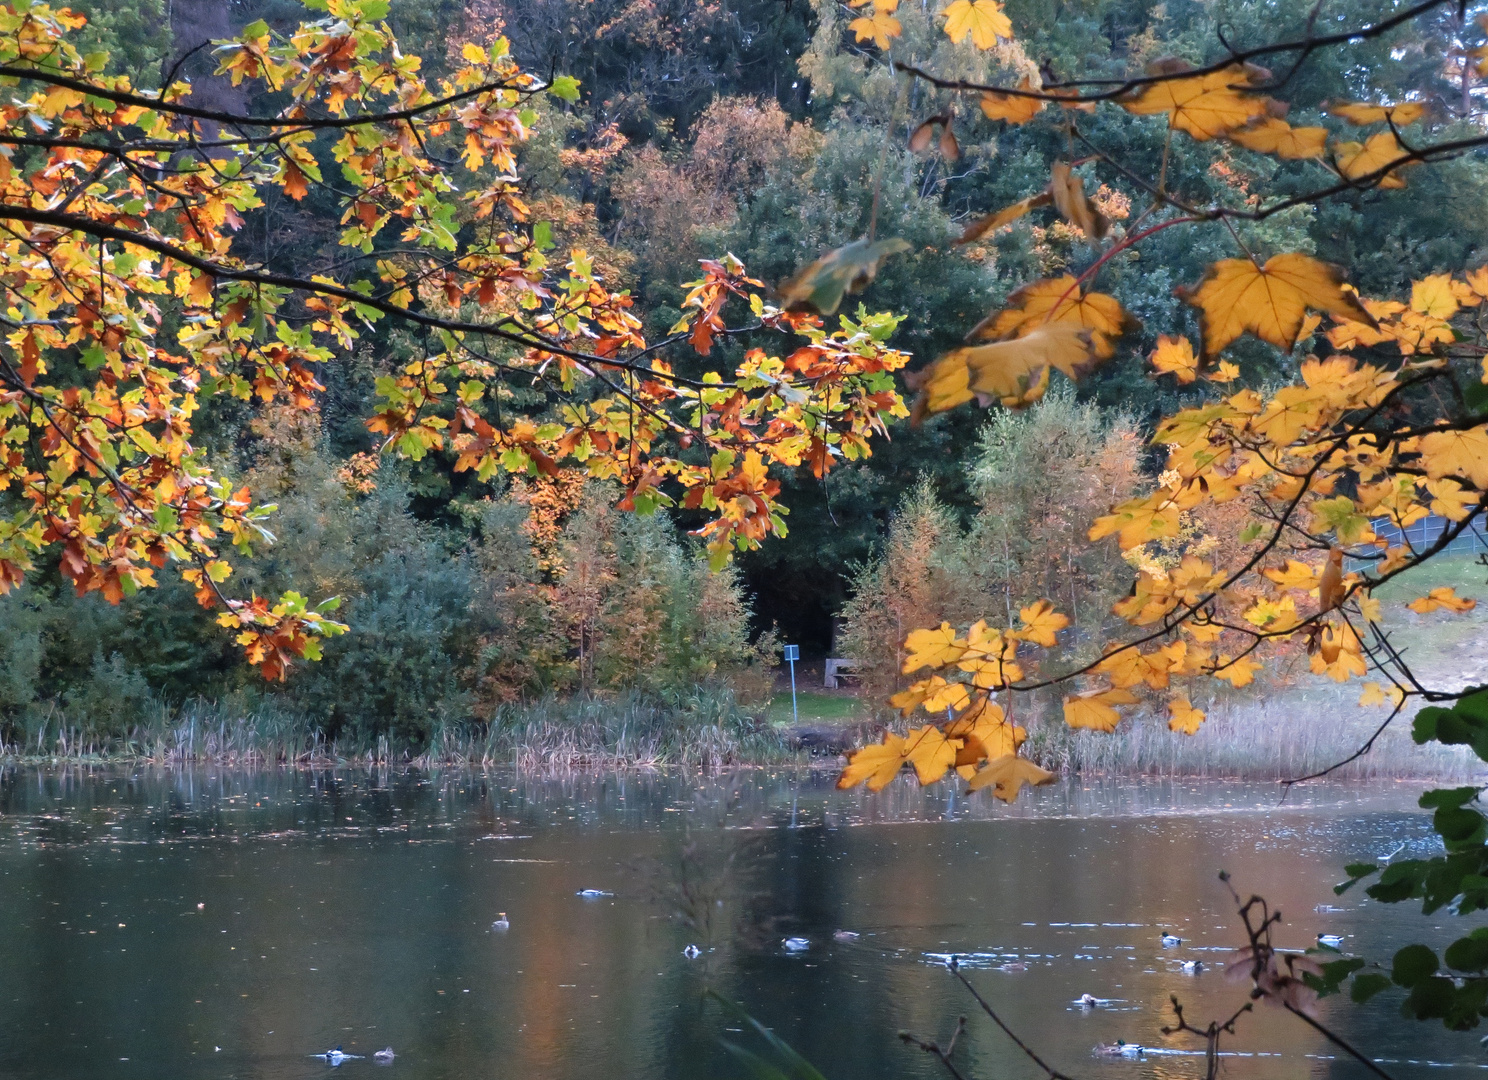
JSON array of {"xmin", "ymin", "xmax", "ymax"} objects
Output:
[
  {"xmin": 0, "ymin": 689, "xmax": 802, "ymax": 770},
  {"xmin": 1030, "ymin": 687, "xmax": 1481, "ymax": 782}
]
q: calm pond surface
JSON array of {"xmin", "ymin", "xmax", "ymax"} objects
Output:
[{"xmin": 0, "ymin": 767, "xmax": 1483, "ymax": 1080}]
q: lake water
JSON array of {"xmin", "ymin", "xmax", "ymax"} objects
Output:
[{"xmin": 0, "ymin": 767, "xmax": 1483, "ymax": 1080}]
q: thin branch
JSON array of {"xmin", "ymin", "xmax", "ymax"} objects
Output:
[
  {"xmin": 892, "ymin": 0, "xmax": 1453, "ymax": 101},
  {"xmin": 944, "ymin": 961, "xmax": 1081, "ymax": 1080}
]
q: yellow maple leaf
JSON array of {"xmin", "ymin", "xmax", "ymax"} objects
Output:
[
  {"xmin": 1310, "ymin": 622, "xmax": 1367, "ymax": 682},
  {"xmin": 948, "ymin": 701, "xmax": 1027, "ymax": 775},
  {"xmin": 941, "ymin": 0, "xmax": 1012, "ymax": 49},
  {"xmin": 1327, "ymin": 101, "xmax": 1426, "ymax": 126},
  {"xmin": 924, "ymin": 679, "xmax": 972, "ymax": 713},
  {"xmin": 1184, "ymin": 620, "xmax": 1225, "ymax": 643},
  {"xmin": 958, "ymin": 621, "xmax": 1024, "ymax": 686},
  {"xmin": 970, "ymin": 276, "xmax": 1137, "ymax": 361},
  {"xmin": 1063, "ymin": 687, "xmax": 1139, "ymax": 732},
  {"xmin": 1013, "ymin": 599, "xmax": 1070, "ymax": 646},
  {"xmin": 836, "ymin": 731, "xmax": 909, "ymax": 791},
  {"xmin": 1335, "ymin": 132, "xmax": 1415, "ymax": 189},
  {"xmin": 1209, "ymin": 360, "xmax": 1241, "ymax": 383},
  {"xmin": 902, "ymin": 623, "xmax": 965, "ymax": 673},
  {"xmin": 1412, "ymin": 274, "xmax": 1460, "ymax": 320},
  {"xmin": 1359, "ymin": 595, "xmax": 1383, "ymax": 623},
  {"xmin": 889, "ymin": 676, "xmax": 952, "ymax": 715},
  {"xmin": 980, "ymin": 77, "xmax": 1044, "ymax": 124},
  {"xmin": 1357, "ymin": 681, "xmax": 1403, "ymax": 708},
  {"xmin": 913, "ymin": 323, "xmax": 1099, "ymax": 415},
  {"xmin": 904, "ymin": 725, "xmax": 959, "ymax": 784},
  {"xmin": 1212, "ymin": 653, "xmax": 1262, "ymax": 687},
  {"xmin": 1426, "ymin": 477, "xmax": 1477, "ymax": 522},
  {"xmin": 1048, "ymin": 161, "xmax": 1109, "ymax": 239},
  {"xmin": 1263, "ymin": 559, "xmax": 1320, "ymax": 591},
  {"xmin": 1089, "ymin": 492, "xmax": 1183, "ymax": 549},
  {"xmin": 849, "ymin": 8, "xmax": 901, "ymax": 49},
  {"xmin": 1419, "ymin": 426, "xmax": 1488, "ymax": 489},
  {"xmin": 1168, "ymin": 696, "xmax": 1205, "ymax": 735},
  {"xmin": 1183, "ymin": 253, "xmax": 1378, "ymax": 359},
  {"xmin": 1122, "ymin": 63, "xmax": 1270, "ymax": 140},
  {"xmin": 1097, "ymin": 646, "xmax": 1171, "ymax": 689},
  {"xmin": 1464, "ymin": 266, "xmax": 1488, "ymax": 302},
  {"xmin": 1228, "ymin": 117, "xmax": 1328, "ymax": 159},
  {"xmin": 965, "ymin": 754, "xmax": 1056, "ymax": 802},
  {"xmin": 1408, "ymin": 587, "xmax": 1477, "ymax": 614},
  {"xmin": 1149, "ymin": 334, "xmax": 1198, "ymax": 383},
  {"xmin": 836, "ymin": 725, "xmax": 958, "ymax": 790},
  {"xmin": 1252, "ymin": 384, "xmax": 1327, "ymax": 445}
]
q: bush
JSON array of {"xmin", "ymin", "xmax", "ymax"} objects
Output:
[
  {"xmin": 839, "ymin": 389, "xmax": 1143, "ymax": 718},
  {"xmin": 0, "ymin": 426, "xmax": 774, "ymax": 753}
]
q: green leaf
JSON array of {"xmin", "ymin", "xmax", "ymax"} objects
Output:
[
  {"xmin": 1445, "ymin": 934, "xmax": 1488, "ymax": 973},
  {"xmin": 355, "ymin": 0, "xmax": 390, "ymax": 19},
  {"xmin": 1464, "ymin": 379, "xmax": 1488, "ymax": 417},
  {"xmin": 1434, "ymin": 806, "xmax": 1486, "ymax": 847},
  {"xmin": 1421, "ymin": 787, "xmax": 1481, "ymax": 809},
  {"xmin": 1392, "ymin": 944, "xmax": 1439, "ymax": 988},
  {"xmin": 242, "ymin": 18, "xmax": 269, "ymax": 37},
  {"xmin": 533, "ymin": 221, "xmax": 554, "ymax": 251},
  {"xmin": 1456, "ymin": 688, "xmax": 1488, "ymax": 723},
  {"xmin": 707, "ymin": 992, "xmax": 829, "ymax": 1080},
  {"xmin": 1401, "ymin": 976, "xmax": 1457, "ymax": 1022},
  {"xmin": 1352, "ymin": 972, "xmax": 1392, "ymax": 1003},
  {"xmin": 1413, "ymin": 706, "xmax": 1446, "ymax": 744},
  {"xmin": 1305, "ymin": 956, "xmax": 1364, "ymax": 997},
  {"xmin": 549, "ymin": 75, "xmax": 581, "ymax": 103},
  {"xmin": 775, "ymin": 237, "xmax": 912, "ymax": 317},
  {"xmin": 1238, "ymin": 520, "xmax": 1264, "ymax": 543},
  {"xmin": 720, "ymin": 1042, "xmax": 793, "ymax": 1080}
]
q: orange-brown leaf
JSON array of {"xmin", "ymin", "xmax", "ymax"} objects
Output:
[{"xmin": 954, "ymin": 191, "xmax": 1053, "ymax": 244}]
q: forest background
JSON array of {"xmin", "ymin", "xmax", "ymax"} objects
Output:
[{"xmin": 4, "ymin": 0, "xmax": 1487, "ymax": 762}]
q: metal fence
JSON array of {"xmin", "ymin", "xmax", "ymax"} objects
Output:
[{"xmin": 1344, "ymin": 514, "xmax": 1488, "ymax": 570}]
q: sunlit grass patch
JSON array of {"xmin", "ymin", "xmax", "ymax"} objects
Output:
[{"xmin": 766, "ymin": 692, "xmax": 862, "ymax": 726}]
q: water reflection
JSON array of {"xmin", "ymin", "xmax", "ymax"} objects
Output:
[{"xmin": 0, "ymin": 767, "xmax": 1478, "ymax": 1079}]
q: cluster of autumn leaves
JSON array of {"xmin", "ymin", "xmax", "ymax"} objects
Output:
[
  {"xmin": 841, "ymin": 262, "xmax": 1488, "ymax": 798},
  {"xmin": 0, "ymin": 1, "xmax": 911, "ymax": 676}
]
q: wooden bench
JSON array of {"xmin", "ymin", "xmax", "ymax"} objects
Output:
[{"xmin": 824, "ymin": 658, "xmax": 857, "ymax": 689}]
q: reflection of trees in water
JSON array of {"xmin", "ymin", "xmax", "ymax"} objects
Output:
[{"xmin": 0, "ymin": 765, "xmax": 1434, "ymax": 848}]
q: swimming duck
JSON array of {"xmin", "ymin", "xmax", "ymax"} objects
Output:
[
  {"xmin": 1160, "ymin": 932, "xmax": 1182, "ymax": 948},
  {"xmin": 373, "ymin": 1048, "xmax": 395, "ymax": 1063},
  {"xmin": 833, "ymin": 930, "xmax": 860, "ymax": 942},
  {"xmin": 1078, "ymin": 994, "xmax": 1099, "ymax": 1008},
  {"xmin": 1181, "ymin": 960, "xmax": 1203, "ymax": 974},
  {"xmin": 1094, "ymin": 1041, "xmax": 1142, "ymax": 1057},
  {"xmin": 682, "ymin": 944, "xmax": 702, "ymax": 959},
  {"xmin": 783, "ymin": 937, "xmax": 810, "ymax": 952},
  {"xmin": 1317, "ymin": 933, "xmax": 1346, "ymax": 948},
  {"xmin": 312, "ymin": 1047, "xmax": 363, "ymax": 1066},
  {"xmin": 576, "ymin": 889, "xmax": 613, "ymax": 898},
  {"xmin": 492, "ymin": 913, "xmax": 509, "ymax": 931}
]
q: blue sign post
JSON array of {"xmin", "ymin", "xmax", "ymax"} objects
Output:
[{"xmin": 783, "ymin": 644, "xmax": 800, "ymax": 725}]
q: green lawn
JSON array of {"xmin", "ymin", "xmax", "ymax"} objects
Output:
[
  {"xmin": 1370, "ymin": 553, "xmax": 1488, "ymax": 604},
  {"xmin": 765, "ymin": 691, "xmax": 861, "ymax": 726}
]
